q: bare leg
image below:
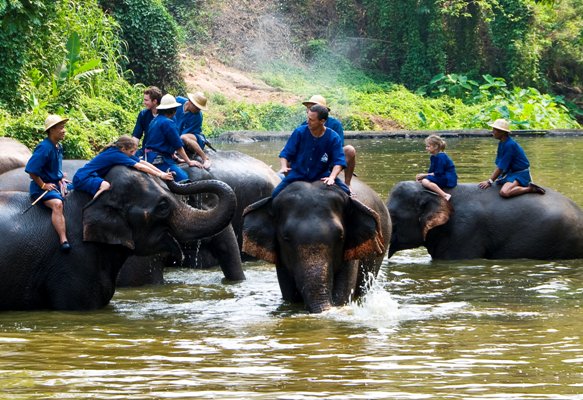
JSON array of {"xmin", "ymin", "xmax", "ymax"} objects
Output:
[
  {"xmin": 181, "ymin": 134, "xmax": 211, "ymax": 169},
  {"xmin": 421, "ymin": 178, "xmax": 451, "ymax": 200},
  {"xmin": 44, "ymin": 198, "xmax": 68, "ymax": 244},
  {"xmin": 93, "ymin": 181, "xmax": 111, "ymax": 199},
  {"xmin": 343, "ymin": 145, "xmax": 356, "ymax": 187},
  {"xmin": 499, "ymin": 181, "xmax": 536, "ymax": 198}
]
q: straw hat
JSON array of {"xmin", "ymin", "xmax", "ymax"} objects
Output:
[
  {"xmin": 302, "ymin": 94, "xmax": 330, "ymax": 111},
  {"xmin": 187, "ymin": 92, "xmax": 208, "ymax": 111},
  {"xmin": 156, "ymin": 94, "xmax": 182, "ymax": 110},
  {"xmin": 44, "ymin": 114, "xmax": 69, "ymax": 132},
  {"xmin": 488, "ymin": 118, "xmax": 511, "ymax": 133}
]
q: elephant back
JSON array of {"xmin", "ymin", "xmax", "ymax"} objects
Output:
[{"xmin": 0, "ymin": 138, "xmax": 31, "ymax": 175}]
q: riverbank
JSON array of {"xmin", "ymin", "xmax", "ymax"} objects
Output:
[{"xmin": 218, "ymin": 129, "xmax": 583, "ymax": 142}]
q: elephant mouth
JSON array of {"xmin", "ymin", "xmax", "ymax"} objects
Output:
[{"xmin": 149, "ymin": 231, "xmax": 184, "ymax": 263}]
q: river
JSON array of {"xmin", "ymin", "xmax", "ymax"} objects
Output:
[{"xmin": 1, "ymin": 136, "xmax": 582, "ymax": 399}]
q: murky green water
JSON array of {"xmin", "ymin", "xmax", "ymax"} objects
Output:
[{"xmin": 1, "ymin": 136, "xmax": 583, "ymax": 399}]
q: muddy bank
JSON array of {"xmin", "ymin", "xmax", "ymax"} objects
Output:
[{"xmin": 218, "ymin": 129, "xmax": 583, "ymax": 142}]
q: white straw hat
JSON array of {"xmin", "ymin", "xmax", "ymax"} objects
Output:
[
  {"xmin": 156, "ymin": 94, "xmax": 182, "ymax": 110},
  {"xmin": 44, "ymin": 114, "xmax": 69, "ymax": 132},
  {"xmin": 302, "ymin": 94, "xmax": 330, "ymax": 111},
  {"xmin": 488, "ymin": 118, "xmax": 511, "ymax": 133},
  {"xmin": 187, "ymin": 92, "xmax": 208, "ymax": 111}
]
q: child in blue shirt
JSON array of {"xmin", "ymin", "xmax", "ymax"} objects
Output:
[
  {"xmin": 416, "ymin": 135, "xmax": 458, "ymax": 201},
  {"xmin": 73, "ymin": 135, "xmax": 173, "ymax": 199}
]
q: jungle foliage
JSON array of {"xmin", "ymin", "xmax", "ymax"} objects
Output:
[{"xmin": 0, "ymin": 0, "xmax": 581, "ymax": 159}]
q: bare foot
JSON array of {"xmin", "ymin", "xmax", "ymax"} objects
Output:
[
  {"xmin": 203, "ymin": 159, "xmax": 212, "ymax": 169},
  {"xmin": 444, "ymin": 193, "xmax": 451, "ymax": 201}
]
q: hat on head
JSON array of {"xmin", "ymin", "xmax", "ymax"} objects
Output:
[
  {"xmin": 187, "ymin": 92, "xmax": 208, "ymax": 111},
  {"xmin": 302, "ymin": 94, "xmax": 330, "ymax": 111},
  {"xmin": 44, "ymin": 114, "xmax": 69, "ymax": 132},
  {"xmin": 156, "ymin": 94, "xmax": 182, "ymax": 110},
  {"xmin": 488, "ymin": 118, "xmax": 511, "ymax": 133}
]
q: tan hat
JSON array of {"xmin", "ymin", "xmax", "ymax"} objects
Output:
[
  {"xmin": 156, "ymin": 94, "xmax": 182, "ymax": 110},
  {"xmin": 489, "ymin": 118, "xmax": 511, "ymax": 133},
  {"xmin": 187, "ymin": 92, "xmax": 208, "ymax": 111},
  {"xmin": 302, "ymin": 94, "xmax": 330, "ymax": 110},
  {"xmin": 44, "ymin": 114, "xmax": 69, "ymax": 132}
]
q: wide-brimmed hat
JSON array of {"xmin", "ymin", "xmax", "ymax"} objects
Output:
[
  {"xmin": 156, "ymin": 94, "xmax": 182, "ymax": 110},
  {"xmin": 302, "ymin": 94, "xmax": 330, "ymax": 111},
  {"xmin": 44, "ymin": 114, "xmax": 69, "ymax": 132},
  {"xmin": 489, "ymin": 118, "xmax": 511, "ymax": 133},
  {"xmin": 187, "ymin": 92, "xmax": 208, "ymax": 111}
]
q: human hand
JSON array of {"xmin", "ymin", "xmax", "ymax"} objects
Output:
[
  {"xmin": 277, "ymin": 166, "xmax": 291, "ymax": 176},
  {"xmin": 415, "ymin": 173, "xmax": 425, "ymax": 181},
  {"xmin": 159, "ymin": 171, "xmax": 174, "ymax": 181},
  {"xmin": 321, "ymin": 176, "xmax": 335, "ymax": 186},
  {"xmin": 188, "ymin": 160, "xmax": 204, "ymax": 168},
  {"xmin": 478, "ymin": 180, "xmax": 492, "ymax": 189}
]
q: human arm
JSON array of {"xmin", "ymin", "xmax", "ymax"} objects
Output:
[
  {"xmin": 478, "ymin": 167, "xmax": 502, "ymax": 189},
  {"xmin": 134, "ymin": 161, "xmax": 174, "ymax": 180},
  {"xmin": 321, "ymin": 164, "xmax": 344, "ymax": 185},
  {"xmin": 277, "ymin": 157, "xmax": 291, "ymax": 176},
  {"xmin": 28, "ymin": 173, "xmax": 58, "ymax": 192},
  {"xmin": 176, "ymin": 147, "xmax": 203, "ymax": 168}
]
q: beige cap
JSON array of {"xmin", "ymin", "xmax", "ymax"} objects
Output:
[
  {"xmin": 187, "ymin": 92, "xmax": 208, "ymax": 111},
  {"xmin": 302, "ymin": 94, "xmax": 330, "ymax": 110},
  {"xmin": 156, "ymin": 94, "xmax": 182, "ymax": 110},
  {"xmin": 489, "ymin": 118, "xmax": 511, "ymax": 133},
  {"xmin": 44, "ymin": 114, "xmax": 69, "ymax": 132}
]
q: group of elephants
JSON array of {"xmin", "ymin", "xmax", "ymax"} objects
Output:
[{"xmin": 1, "ymin": 137, "xmax": 583, "ymax": 313}]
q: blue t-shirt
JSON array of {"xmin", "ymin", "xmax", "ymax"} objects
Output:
[
  {"xmin": 428, "ymin": 152, "xmax": 457, "ymax": 187},
  {"xmin": 132, "ymin": 109, "xmax": 155, "ymax": 141},
  {"xmin": 174, "ymin": 96, "xmax": 203, "ymax": 136},
  {"xmin": 73, "ymin": 147, "xmax": 138, "ymax": 185},
  {"xmin": 302, "ymin": 116, "xmax": 344, "ymax": 145},
  {"xmin": 25, "ymin": 137, "xmax": 63, "ymax": 184},
  {"xmin": 144, "ymin": 115, "xmax": 184, "ymax": 156},
  {"xmin": 496, "ymin": 137, "xmax": 530, "ymax": 174},
  {"xmin": 279, "ymin": 125, "xmax": 346, "ymax": 182}
]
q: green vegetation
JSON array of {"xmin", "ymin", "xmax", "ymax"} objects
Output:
[{"xmin": 0, "ymin": 0, "xmax": 580, "ymax": 159}]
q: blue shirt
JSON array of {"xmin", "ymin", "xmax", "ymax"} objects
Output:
[
  {"xmin": 302, "ymin": 116, "xmax": 344, "ymax": 145},
  {"xmin": 25, "ymin": 137, "xmax": 63, "ymax": 184},
  {"xmin": 428, "ymin": 152, "xmax": 457, "ymax": 187},
  {"xmin": 279, "ymin": 125, "xmax": 346, "ymax": 182},
  {"xmin": 174, "ymin": 96, "xmax": 203, "ymax": 136},
  {"xmin": 144, "ymin": 115, "xmax": 184, "ymax": 156},
  {"xmin": 73, "ymin": 147, "xmax": 138, "ymax": 185},
  {"xmin": 496, "ymin": 137, "xmax": 530, "ymax": 174},
  {"xmin": 132, "ymin": 109, "xmax": 155, "ymax": 141}
]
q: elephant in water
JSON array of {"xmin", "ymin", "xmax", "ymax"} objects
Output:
[
  {"xmin": 0, "ymin": 166, "xmax": 236, "ymax": 311},
  {"xmin": 242, "ymin": 179, "xmax": 391, "ymax": 313},
  {"xmin": 387, "ymin": 181, "xmax": 583, "ymax": 260}
]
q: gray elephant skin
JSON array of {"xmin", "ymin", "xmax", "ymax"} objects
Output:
[
  {"xmin": 242, "ymin": 179, "xmax": 391, "ymax": 313},
  {"xmin": 0, "ymin": 166, "xmax": 236, "ymax": 311},
  {"xmin": 0, "ymin": 137, "xmax": 32, "ymax": 175},
  {"xmin": 387, "ymin": 181, "xmax": 583, "ymax": 260}
]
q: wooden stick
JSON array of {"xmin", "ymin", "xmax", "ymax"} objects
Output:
[{"xmin": 21, "ymin": 189, "xmax": 50, "ymax": 214}]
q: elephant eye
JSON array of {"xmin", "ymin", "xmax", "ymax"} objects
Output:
[{"xmin": 154, "ymin": 198, "xmax": 171, "ymax": 217}]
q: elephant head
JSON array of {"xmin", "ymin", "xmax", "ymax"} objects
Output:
[
  {"xmin": 387, "ymin": 181, "xmax": 453, "ymax": 257},
  {"xmin": 82, "ymin": 166, "xmax": 236, "ymax": 258},
  {"xmin": 242, "ymin": 181, "xmax": 385, "ymax": 313}
]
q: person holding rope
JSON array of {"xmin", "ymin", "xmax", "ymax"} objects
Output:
[
  {"xmin": 25, "ymin": 115, "xmax": 71, "ymax": 252},
  {"xmin": 73, "ymin": 135, "xmax": 174, "ymax": 199}
]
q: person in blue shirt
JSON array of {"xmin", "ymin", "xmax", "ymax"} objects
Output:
[
  {"xmin": 416, "ymin": 135, "xmax": 458, "ymax": 201},
  {"xmin": 175, "ymin": 92, "xmax": 211, "ymax": 169},
  {"xmin": 302, "ymin": 95, "xmax": 356, "ymax": 189},
  {"xmin": 478, "ymin": 119, "xmax": 545, "ymax": 197},
  {"xmin": 143, "ymin": 94, "xmax": 201, "ymax": 182},
  {"xmin": 132, "ymin": 86, "xmax": 162, "ymax": 156},
  {"xmin": 272, "ymin": 104, "xmax": 348, "ymax": 198},
  {"xmin": 25, "ymin": 114, "xmax": 71, "ymax": 252},
  {"xmin": 73, "ymin": 135, "xmax": 173, "ymax": 199}
]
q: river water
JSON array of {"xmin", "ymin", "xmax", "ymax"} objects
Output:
[{"xmin": 1, "ymin": 136, "xmax": 583, "ymax": 399}]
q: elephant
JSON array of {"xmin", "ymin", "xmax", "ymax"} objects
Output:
[
  {"xmin": 0, "ymin": 137, "xmax": 32, "ymax": 175},
  {"xmin": 242, "ymin": 178, "xmax": 391, "ymax": 313},
  {"xmin": 387, "ymin": 180, "xmax": 583, "ymax": 260},
  {"xmin": 0, "ymin": 166, "xmax": 236, "ymax": 311},
  {"xmin": 0, "ymin": 159, "xmax": 86, "ymax": 191}
]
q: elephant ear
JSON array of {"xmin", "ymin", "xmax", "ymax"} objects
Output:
[
  {"xmin": 82, "ymin": 190, "xmax": 135, "ymax": 249},
  {"xmin": 344, "ymin": 198, "xmax": 385, "ymax": 261},
  {"xmin": 242, "ymin": 197, "xmax": 277, "ymax": 263},
  {"xmin": 419, "ymin": 191, "xmax": 453, "ymax": 240}
]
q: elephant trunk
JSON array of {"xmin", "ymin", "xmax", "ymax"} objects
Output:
[
  {"xmin": 167, "ymin": 179, "xmax": 237, "ymax": 242},
  {"xmin": 295, "ymin": 244, "xmax": 334, "ymax": 313}
]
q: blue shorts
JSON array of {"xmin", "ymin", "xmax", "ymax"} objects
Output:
[
  {"xmin": 272, "ymin": 176, "xmax": 351, "ymax": 198},
  {"xmin": 426, "ymin": 175, "xmax": 455, "ymax": 188},
  {"xmin": 497, "ymin": 169, "xmax": 532, "ymax": 187},
  {"xmin": 73, "ymin": 176, "xmax": 104, "ymax": 196},
  {"xmin": 146, "ymin": 151, "xmax": 188, "ymax": 182},
  {"xmin": 30, "ymin": 181, "xmax": 65, "ymax": 203}
]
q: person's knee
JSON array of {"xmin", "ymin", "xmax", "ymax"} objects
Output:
[
  {"xmin": 100, "ymin": 181, "xmax": 111, "ymax": 192},
  {"xmin": 499, "ymin": 187, "xmax": 512, "ymax": 198},
  {"xmin": 344, "ymin": 145, "xmax": 356, "ymax": 160},
  {"xmin": 49, "ymin": 200, "xmax": 64, "ymax": 213}
]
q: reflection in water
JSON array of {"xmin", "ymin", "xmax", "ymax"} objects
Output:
[{"xmin": 1, "ymin": 137, "xmax": 583, "ymax": 399}]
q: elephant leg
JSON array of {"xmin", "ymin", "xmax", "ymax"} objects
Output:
[
  {"xmin": 275, "ymin": 264, "xmax": 302, "ymax": 302},
  {"xmin": 332, "ymin": 260, "xmax": 359, "ymax": 306},
  {"xmin": 209, "ymin": 225, "xmax": 246, "ymax": 281}
]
